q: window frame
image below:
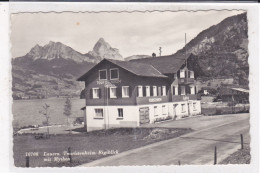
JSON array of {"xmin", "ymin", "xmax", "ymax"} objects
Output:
[
  {"xmin": 190, "ymin": 71, "xmax": 194, "ymax": 78},
  {"xmin": 146, "ymin": 86, "xmax": 150, "ymax": 97},
  {"xmin": 154, "ymin": 106, "xmax": 159, "ymax": 117},
  {"xmin": 92, "ymin": 88, "xmax": 100, "ymax": 99},
  {"xmin": 138, "ymin": 85, "xmax": 143, "ymax": 97},
  {"xmin": 99, "ymin": 69, "xmax": 107, "ymax": 80},
  {"xmin": 181, "ymin": 86, "xmax": 186, "ymax": 95},
  {"xmin": 110, "ymin": 68, "xmax": 119, "ymax": 80},
  {"xmin": 109, "ymin": 87, "xmax": 117, "ymax": 98},
  {"xmin": 162, "ymin": 105, "xmax": 167, "ymax": 115},
  {"xmin": 94, "ymin": 108, "xmax": 104, "ymax": 118},
  {"xmin": 153, "ymin": 86, "xmax": 157, "ymax": 96},
  {"xmin": 193, "ymin": 102, "xmax": 197, "ymax": 111},
  {"xmin": 190, "ymin": 85, "xmax": 195, "ymax": 95},
  {"xmin": 181, "ymin": 104, "xmax": 186, "ymax": 113},
  {"xmin": 180, "ymin": 69, "xmax": 185, "ymax": 78},
  {"xmin": 122, "ymin": 86, "xmax": 129, "ymax": 98},
  {"xmin": 117, "ymin": 108, "xmax": 124, "ymax": 118}
]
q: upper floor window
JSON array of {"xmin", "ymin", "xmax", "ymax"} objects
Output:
[
  {"xmin": 92, "ymin": 88, "xmax": 100, "ymax": 99},
  {"xmin": 138, "ymin": 86, "xmax": 143, "ymax": 97},
  {"xmin": 146, "ymin": 86, "xmax": 150, "ymax": 97},
  {"xmin": 110, "ymin": 87, "xmax": 117, "ymax": 98},
  {"xmin": 189, "ymin": 71, "xmax": 194, "ymax": 78},
  {"xmin": 122, "ymin": 86, "xmax": 129, "ymax": 98},
  {"xmin": 110, "ymin": 68, "xmax": 119, "ymax": 80},
  {"xmin": 190, "ymin": 85, "xmax": 195, "ymax": 95},
  {"xmin": 162, "ymin": 86, "xmax": 166, "ymax": 96},
  {"xmin": 99, "ymin": 69, "xmax": 107, "ymax": 80},
  {"xmin": 153, "ymin": 86, "xmax": 157, "ymax": 96},
  {"xmin": 180, "ymin": 69, "xmax": 185, "ymax": 78},
  {"xmin": 181, "ymin": 86, "xmax": 185, "ymax": 95}
]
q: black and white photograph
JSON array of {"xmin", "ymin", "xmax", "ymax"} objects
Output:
[{"xmin": 8, "ymin": 3, "xmax": 258, "ymax": 170}]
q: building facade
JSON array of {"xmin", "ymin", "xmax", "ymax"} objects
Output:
[{"xmin": 78, "ymin": 55, "xmax": 201, "ymax": 131}]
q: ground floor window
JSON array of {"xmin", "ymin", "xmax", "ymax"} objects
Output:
[
  {"xmin": 162, "ymin": 105, "xmax": 167, "ymax": 115},
  {"xmin": 193, "ymin": 102, "xmax": 197, "ymax": 110},
  {"xmin": 154, "ymin": 106, "xmax": 159, "ymax": 116},
  {"xmin": 95, "ymin": 109, "xmax": 103, "ymax": 117},
  {"xmin": 181, "ymin": 104, "xmax": 186, "ymax": 112},
  {"xmin": 118, "ymin": 108, "xmax": 123, "ymax": 118}
]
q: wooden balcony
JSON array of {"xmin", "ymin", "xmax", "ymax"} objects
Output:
[{"xmin": 178, "ymin": 78, "xmax": 194, "ymax": 85}]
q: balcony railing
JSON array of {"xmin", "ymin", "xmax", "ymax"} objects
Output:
[{"xmin": 178, "ymin": 78, "xmax": 194, "ymax": 85}]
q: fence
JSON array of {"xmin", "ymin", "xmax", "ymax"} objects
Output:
[{"xmin": 201, "ymin": 105, "xmax": 249, "ymax": 116}]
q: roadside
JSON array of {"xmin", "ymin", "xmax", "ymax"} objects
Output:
[{"xmin": 219, "ymin": 145, "xmax": 250, "ymax": 164}]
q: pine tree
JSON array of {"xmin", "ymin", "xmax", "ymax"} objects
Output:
[{"xmin": 64, "ymin": 97, "xmax": 72, "ymax": 134}]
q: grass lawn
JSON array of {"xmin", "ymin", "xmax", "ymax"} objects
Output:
[
  {"xmin": 219, "ymin": 145, "xmax": 250, "ymax": 164},
  {"xmin": 13, "ymin": 127, "xmax": 192, "ymax": 167}
]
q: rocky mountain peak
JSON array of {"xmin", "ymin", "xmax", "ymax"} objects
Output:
[{"xmin": 88, "ymin": 38, "xmax": 123, "ymax": 61}]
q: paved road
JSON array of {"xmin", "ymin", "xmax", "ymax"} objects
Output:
[{"xmin": 81, "ymin": 113, "xmax": 250, "ymax": 166}]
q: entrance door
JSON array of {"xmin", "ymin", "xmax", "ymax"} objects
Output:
[{"xmin": 139, "ymin": 107, "xmax": 150, "ymax": 125}]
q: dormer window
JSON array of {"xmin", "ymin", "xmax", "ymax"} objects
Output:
[
  {"xmin": 110, "ymin": 68, "xmax": 119, "ymax": 80},
  {"xmin": 99, "ymin": 69, "xmax": 107, "ymax": 80}
]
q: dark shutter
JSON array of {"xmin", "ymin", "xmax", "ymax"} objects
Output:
[
  {"xmin": 185, "ymin": 70, "xmax": 187, "ymax": 78},
  {"xmin": 177, "ymin": 70, "xmax": 180, "ymax": 78},
  {"xmin": 172, "ymin": 86, "xmax": 175, "ymax": 95},
  {"xmin": 107, "ymin": 88, "xmax": 110, "ymax": 98},
  {"xmin": 188, "ymin": 71, "xmax": 190, "ymax": 78},
  {"xmin": 195, "ymin": 86, "xmax": 197, "ymax": 94},
  {"xmin": 150, "ymin": 86, "xmax": 153, "ymax": 96},
  {"xmin": 90, "ymin": 89, "xmax": 93, "ymax": 99},
  {"xmin": 178, "ymin": 86, "xmax": 181, "ymax": 95},
  {"xmin": 143, "ymin": 86, "xmax": 146, "ymax": 97},
  {"xmin": 99, "ymin": 88, "xmax": 102, "ymax": 99},
  {"xmin": 117, "ymin": 87, "xmax": 122, "ymax": 98},
  {"xmin": 185, "ymin": 85, "xmax": 190, "ymax": 95},
  {"xmin": 137, "ymin": 87, "xmax": 139, "ymax": 97},
  {"xmin": 129, "ymin": 86, "xmax": 132, "ymax": 97}
]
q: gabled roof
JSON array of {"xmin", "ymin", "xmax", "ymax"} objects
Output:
[
  {"xmin": 77, "ymin": 59, "xmax": 167, "ymax": 81},
  {"xmin": 130, "ymin": 52, "xmax": 190, "ymax": 74}
]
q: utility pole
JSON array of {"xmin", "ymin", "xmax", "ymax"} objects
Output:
[
  {"xmin": 159, "ymin": 47, "xmax": 162, "ymax": 56},
  {"xmin": 185, "ymin": 33, "xmax": 187, "ymax": 68}
]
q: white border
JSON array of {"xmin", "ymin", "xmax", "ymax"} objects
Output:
[{"xmin": 1, "ymin": 2, "xmax": 258, "ymax": 173}]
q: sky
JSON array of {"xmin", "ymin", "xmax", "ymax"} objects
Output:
[{"xmin": 11, "ymin": 10, "xmax": 245, "ymax": 58}]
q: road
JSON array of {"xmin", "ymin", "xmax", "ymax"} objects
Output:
[{"xmin": 81, "ymin": 113, "xmax": 250, "ymax": 166}]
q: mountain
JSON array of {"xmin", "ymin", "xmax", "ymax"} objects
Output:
[
  {"xmin": 125, "ymin": 55, "xmax": 151, "ymax": 61},
  {"xmin": 174, "ymin": 12, "xmax": 248, "ymax": 86},
  {"xmin": 12, "ymin": 38, "xmax": 123, "ymax": 99},
  {"xmin": 87, "ymin": 38, "xmax": 123, "ymax": 61}
]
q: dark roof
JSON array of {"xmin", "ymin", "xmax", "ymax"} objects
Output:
[
  {"xmin": 77, "ymin": 59, "xmax": 167, "ymax": 81},
  {"xmin": 130, "ymin": 52, "xmax": 189, "ymax": 74}
]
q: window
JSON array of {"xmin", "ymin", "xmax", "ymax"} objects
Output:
[
  {"xmin": 110, "ymin": 87, "xmax": 117, "ymax": 98},
  {"xmin": 174, "ymin": 73, "xmax": 178, "ymax": 79},
  {"xmin": 146, "ymin": 86, "xmax": 150, "ymax": 97},
  {"xmin": 181, "ymin": 104, "xmax": 186, "ymax": 112},
  {"xmin": 153, "ymin": 86, "xmax": 157, "ymax": 96},
  {"xmin": 190, "ymin": 71, "xmax": 194, "ymax": 78},
  {"xmin": 95, "ymin": 109, "xmax": 103, "ymax": 118},
  {"xmin": 110, "ymin": 68, "xmax": 119, "ymax": 80},
  {"xmin": 154, "ymin": 106, "xmax": 159, "ymax": 116},
  {"xmin": 181, "ymin": 86, "xmax": 186, "ymax": 95},
  {"xmin": 162, "ymin": 105, "xmax": 167, "ymax": 115},
  {"xmin": 162, "ymin": 86, "xmax": 166, "ymax": 96},
  {"xmin": 99, "ymin": 69, "xmax": 107, "ymax": 80},
  {"xmin": 180, "ymin": 69, "xmax": 185, "ymax": 78},
  {"xmin": 193, "ymin": 102, "xmax": 197, "ymax": 110},
  {"xmin": 190, "ymin": 86, "xmax": 195, "ymax": 94},
  {"xmin": 122, "ymin": 86, "xmax": 129, "ymax": 98},
  {"xmin": 138, "ymin": 86, "xmax": 143, "ymax": 97},
  {"xmin": 118, "ymin": 108, "xmax": 123, "ymax": 118},
  {"xmin": 92, "ymin": 88, "xmax": 100, "ymax": 99}
]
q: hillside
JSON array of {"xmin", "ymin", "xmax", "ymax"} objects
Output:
[{"xmin": 175, "ymin": 12, "xmax": 248, "ymax": 85}]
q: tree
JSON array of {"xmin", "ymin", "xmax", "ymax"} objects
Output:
[
  {"xmin": 64, "ymin": 97, "xmax": 72, "ymax": 134},
  {"xmin": 39, "ymin": 103, "xmax": 51, "ymax": 136}
]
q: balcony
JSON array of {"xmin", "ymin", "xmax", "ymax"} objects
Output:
[
  {"xmin": 178, "ymin": 78, "xmax": 194, "ymax": 85},
  {"xmin": 136, "ymin": 96, "xmax": 168, "ymax": 105}
]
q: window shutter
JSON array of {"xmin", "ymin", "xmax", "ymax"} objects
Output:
[
  {"xmin": 172, "ymin": 86, "xmax": 175, "ymax": 95},
  {"xmin": 195, "ymin": 86, "xmax": 197, "ymax": 94},
  {"xmin": 137, "ymin": 87, "xmax": 139, "ymax": 97},
  {"xmin": 188, "ymin": 71, "xmax": 190, "ymax": 78},
  {"xmin": 90, "ymin": 89, "xmax": 93, "ymax": 99},
  {"xmin": 150, "ymin": 86, "xmax": 153, "ymax": 96},
  {"xmin": 129, "ymin": 86, "xmax": 132, "ymax": 97},
  {"xmin": 185, "ymin": 70, "xmax": 187, "ymax": 78},
  {"xmin": 185, "ymin": 85, "xmax": 190, "ymax": 95},
  {"xmin": 107, "ymin": 88, "xmax": 110, "ymax": 98},
  {"xmin": 99, "ymin": 88, "xmax": 102, "ymax": 99},
  {"xmin": 178, "ymin": 86, "xmax": 181, "ymax": 95},
  {"xmin": 177, "ymin": 70, "xmax": 180, "ymax": 78},
  {"xmin": 117, "ymin": 87, "xmax": 122, "ymax": 98},
  {"xmin": 143, "ymin": 86, "xmax": 146, "ymax": 97}
]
